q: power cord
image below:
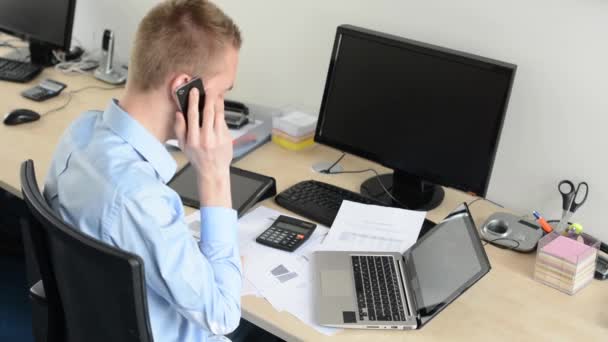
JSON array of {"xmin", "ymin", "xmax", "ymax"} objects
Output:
[
  {"xmin": 0, "ymin": 40, "xmax": 29, "ymax": 60},
  {"xmin": 320, "ymin": 152, "xmax": 409, "ymax": 208},
  {"xmin": 468, "ymin": 196, "xmax": 504, "ymax": 209},
  {"xmin": 0, "ymin": 42, "xmax": 16, "ymax": 49},
  {"xmin": 53, "ymin": 49, "xmax": 100, "ymax": 75},
  {"xmin": 481, "ymin": 237, "xmax": 521, "ymax": 250},
  {"xmin": 469, "ymin": 198, "xmax": 525, "ymax": 251},
  {"xmin": 0, "ymin": 39, "xmax": 22, "ymax": 49},
  {"xmin": 42, "ymin": 85, "xmax": 124, "ymax": 117},
  {"xmin": 322, "ymin": 152, "xmax": 346, "ymax": 173}
]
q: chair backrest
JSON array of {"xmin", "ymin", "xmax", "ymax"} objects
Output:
[{"xmin": 20, "ymin": 160, "xmax": 154, "ymax": 342}]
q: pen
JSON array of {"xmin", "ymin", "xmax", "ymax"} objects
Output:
[{"xmin": 532, "ymin": 211, "xmax": 553, "ymax": 233}]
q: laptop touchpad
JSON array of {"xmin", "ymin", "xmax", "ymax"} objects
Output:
[{"xmin": 321, "ymin": 271, "xmax": 352, "ymax": 297}]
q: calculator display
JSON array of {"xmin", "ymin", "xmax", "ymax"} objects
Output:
[
  {"xmin": 40, "ymin": 80, "xmax": 64, "ymax": 92},
  {"xmin": 275, "ymin": 221, "xmax": 309, "ymax": 234}
]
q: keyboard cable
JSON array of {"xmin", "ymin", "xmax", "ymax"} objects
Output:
[{"xmin": 320, "ymin": 152, "xmax": 409, "ymax": 208}]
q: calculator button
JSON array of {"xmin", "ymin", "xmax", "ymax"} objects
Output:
[{"xmin": 296, "ymin": 234, "xmax": 304, "ymax": 239}]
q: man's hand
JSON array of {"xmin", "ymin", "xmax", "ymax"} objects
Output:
[{"xmin": 174, "ymin": 88, "xmax": 233, "ymax": 208}]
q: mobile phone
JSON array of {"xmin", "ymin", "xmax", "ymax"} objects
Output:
[{"xmin": 175, "ymin": 77, "xmax": 205, "ymax": 128}]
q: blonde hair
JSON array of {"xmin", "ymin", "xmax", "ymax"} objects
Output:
[{"xmin": 128, "ymin": 0, "xmax": 241, "ymax": 91}]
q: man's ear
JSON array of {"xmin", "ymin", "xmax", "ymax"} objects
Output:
[{"xmin": 169, "ymin": 73, "xmax": 193, "ymax": 109}]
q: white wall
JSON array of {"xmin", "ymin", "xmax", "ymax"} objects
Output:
[{"xmin": 72, "ymin": 0, "xmax": 608, "ymax": 242}]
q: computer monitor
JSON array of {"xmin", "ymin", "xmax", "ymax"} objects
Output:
[
  {"xmin": 315, "ymin": 25, "xmax": 516, "ymax": 210},
  {"xmin": 0, "ymin": 0, "xmax": 77, "ymax": 65}
]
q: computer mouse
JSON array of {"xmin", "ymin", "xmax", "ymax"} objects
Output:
[{"xmin": 3, "ymin": 109, "xmax": 41, "ymax": 126}]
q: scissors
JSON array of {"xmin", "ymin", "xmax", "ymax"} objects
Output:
[{"xmin": 556, "ymin": 180, "xmax": 589, "ymax": 232}]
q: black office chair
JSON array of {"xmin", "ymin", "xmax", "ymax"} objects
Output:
[{"xmin": 19, "ymin": 160, "xmax": 154, "ymax": 342}]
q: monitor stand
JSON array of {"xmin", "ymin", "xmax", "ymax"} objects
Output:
[
  {"xmin": 360, "ymin": 170, "xmax": 444, "ymax": 211},
  {"xmin": 28, "ymin": 40, "xmax": 56, "ymax": 66}
]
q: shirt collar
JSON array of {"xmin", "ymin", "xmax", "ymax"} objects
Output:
[{"xmin": 102, "ymin": 99, "xmax": 177, "ymax": 183}]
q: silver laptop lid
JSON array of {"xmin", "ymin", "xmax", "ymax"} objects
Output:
[{"xmin": 402, "ymin": 203, "xmax": 491, "ymax": 327}]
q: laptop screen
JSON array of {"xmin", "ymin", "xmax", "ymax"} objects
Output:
[{"xmin": 404, "ymin": 204, "xmax": 490, "ymax": 327}]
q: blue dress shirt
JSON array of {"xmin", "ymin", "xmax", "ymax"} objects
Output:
[{"xmin": 44, "ymin": 99, "xmax": 242, "ymax": 341}]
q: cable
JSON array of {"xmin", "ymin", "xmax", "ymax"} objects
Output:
[
  {"xmin": 482, "ymin": 237, "xmax": 521, "ymax": 250},
  {"xmin": 41, "ymin": 85, "xmax": 124, "ymax": 117},
  {"xmin": 321, "ymin": 152, "xmax": 346, "ymax": 174},
  {"xmin": 0, "ymin": 41, "xmax": 28, "ymax": 60},
  {"xmin": 332, "ymin": 168, "xmax": 408, "ymax": 208},
  {"xmin": 0, "ymin": 39, "xmax": 22, "ymax": 49},
  {"xmin": 466, "ymin": 196, "xmax": 504, "ymax": 209},
  {"xmin": 321, "ymin": 152, "xmax": 409, "ymax": 208},
  {"xmin": 361, "ymin": 181, "xmax": 393, "ymax": 200},
  {"xmin": 467, "ymin": 197, "xmax": 486, "ymax": 208},
  {"xmin": 0, "ymin": 42, "xmax": 17, "ymax": 49},
  {"xmin": 53, "ymin": 49, "xmax": 101, "ymax": 75}
]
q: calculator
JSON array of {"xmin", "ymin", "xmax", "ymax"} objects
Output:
[
  {"xmin": 21, "ymin": 79, "xmax": 67, "ymax": 102},
  {"xmin": 256, "ymin": 215, "xmax": 317, "ymax": 252}
]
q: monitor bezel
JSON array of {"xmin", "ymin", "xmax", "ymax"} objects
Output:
[
  {"xmin": 403, "ymin": 203, "xmax": 491, "ymax": 328},
  {"xmin": 314, "ymin": 24, "xmax": 517, "ymax": 197},
  {"xmin": 0, "ymin": 0, "xmax": 77, "ymax": 50}
]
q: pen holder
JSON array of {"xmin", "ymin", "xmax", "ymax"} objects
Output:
[{"xmin": 534, "ymin": 232, "xmax": 599, "ymax": 295}]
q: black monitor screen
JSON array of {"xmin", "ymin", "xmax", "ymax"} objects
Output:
[
  {"xmin": 316, "ymin": 26, "xmax": 515, "ymax": 196},
  {"xmin": 0, "ymin": 0, "xmax": 75, "ymax": 49}
]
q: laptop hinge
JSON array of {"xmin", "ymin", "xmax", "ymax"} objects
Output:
[{"xmin": 397, "ymin": 257, "xmax": 418, "ymax": 318}]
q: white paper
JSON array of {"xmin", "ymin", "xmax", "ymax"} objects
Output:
[
  {"xmin": 236, "ymin": 206, "xmax": 340, "ymax": 336},
  {"xmin": 246, "ymin": 250, "xmax": 339, "ymax": 336},
  {"xmin": 185, "ymin": 211, "xmax": 201, "ymax": 240},
  {"xmin": 322, "ymin": 200, "xmax": 426, "ymax": 253},
  {"xmin": 241, "ymin": 278, "xmax": 260, "ymax": 297},
  {"xmin": 184, "ymin": 207, "xmax": 341, "ymax": 335},
  {"xmin": 166, "ymin": 119, "xmax": 264, "ymax": 149}
]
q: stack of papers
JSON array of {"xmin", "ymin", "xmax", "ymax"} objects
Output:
[
  {"xmin": 236, "ymin": 206, "xmax": 340, "ymax": 336},
  {"xmin": 534, "ymin": 236, "xmax": 597, "ymax": 295},
  {"xmin": 186, "ymin": 206, "xmax": 340, "ymax": 336},
  {"xmin": 321, "ymin": 200, "xmax": 426, "ymax": 253},
  {"xmin": 185, "ymin": 201, "xmax": 427, "ymax": 336}
]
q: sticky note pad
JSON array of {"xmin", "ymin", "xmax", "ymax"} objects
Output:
[{"xmin": 541, "ymin": 236, "xmax": 592, "ymax": 264}]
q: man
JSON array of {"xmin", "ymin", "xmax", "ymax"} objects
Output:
[{"xmin": 44, "ymin": 0, "xmax": 243, "ymax": 340}]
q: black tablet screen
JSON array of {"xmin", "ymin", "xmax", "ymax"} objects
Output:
[{"xmin": 168, "ymin": 164, "xmax": 269, "ymax": 215}]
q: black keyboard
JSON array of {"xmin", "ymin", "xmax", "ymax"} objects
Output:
[
  {"xmin": 352, "ymin": 255, "xmax": 406, "ymax": 322},
  {"xmin": 0, "ymin": 57, "xmax": 42, "ymax": 83},
  {"xmin": 275, "ymin": 180, "xmax": 384, "ymax": 227}
]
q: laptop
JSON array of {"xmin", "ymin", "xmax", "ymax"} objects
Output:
[{"xmin": 314, "ymin": 203, "xmax": 490, "ymax": 330}]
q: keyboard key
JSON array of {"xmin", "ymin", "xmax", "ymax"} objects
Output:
[
  {"xmin": 275, "ymin": 180, "xmax": 385, "ymax": 227},
  {"xmin": 350, "ymin": 255, "xmax": 406, "ymax": 322}
]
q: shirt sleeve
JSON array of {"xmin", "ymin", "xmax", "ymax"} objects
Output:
[{"xmin": 105, "ymin": 187, "xmax": 242, "ymax": 336}]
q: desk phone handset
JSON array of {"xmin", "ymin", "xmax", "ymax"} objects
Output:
[{"xmin": 175, "ymin": 77, "xmax": 249, "ymax": 129}]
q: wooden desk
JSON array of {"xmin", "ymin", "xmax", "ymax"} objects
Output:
[{"xmin": 1, "ymin": 67, "xmax": 606, "ymax": 341}]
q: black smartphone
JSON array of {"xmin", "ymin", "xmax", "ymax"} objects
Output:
[{"xmin": 175, "ymin": 77, "xmax": 205, "ymax": 128}]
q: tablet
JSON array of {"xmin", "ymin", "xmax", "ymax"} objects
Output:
[{"xmin": 168, "ymin": 163, "xmax": 276, "ymax": 217}]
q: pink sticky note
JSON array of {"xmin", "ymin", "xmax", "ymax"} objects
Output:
[{"xmin": 542, "ymin": 235, "xmax": 592, "ymax": 264}]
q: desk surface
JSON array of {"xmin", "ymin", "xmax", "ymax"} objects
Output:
[{"xmin": 1, "ymin": 66, "xmax": 607, "ymax": 341}]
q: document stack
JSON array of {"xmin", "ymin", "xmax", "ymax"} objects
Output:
[
  {"xmin": 534, "ymin": 233, "xmax": 599, "ymax": 295},
  {"xmin": 272, "ymin": 111, "xmax": 317, "ymax": 151}
]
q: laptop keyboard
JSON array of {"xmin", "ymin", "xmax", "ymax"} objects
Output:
[{"xmin": 352, "ymin": 255, "xmax": 407, "ymax": 322}]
